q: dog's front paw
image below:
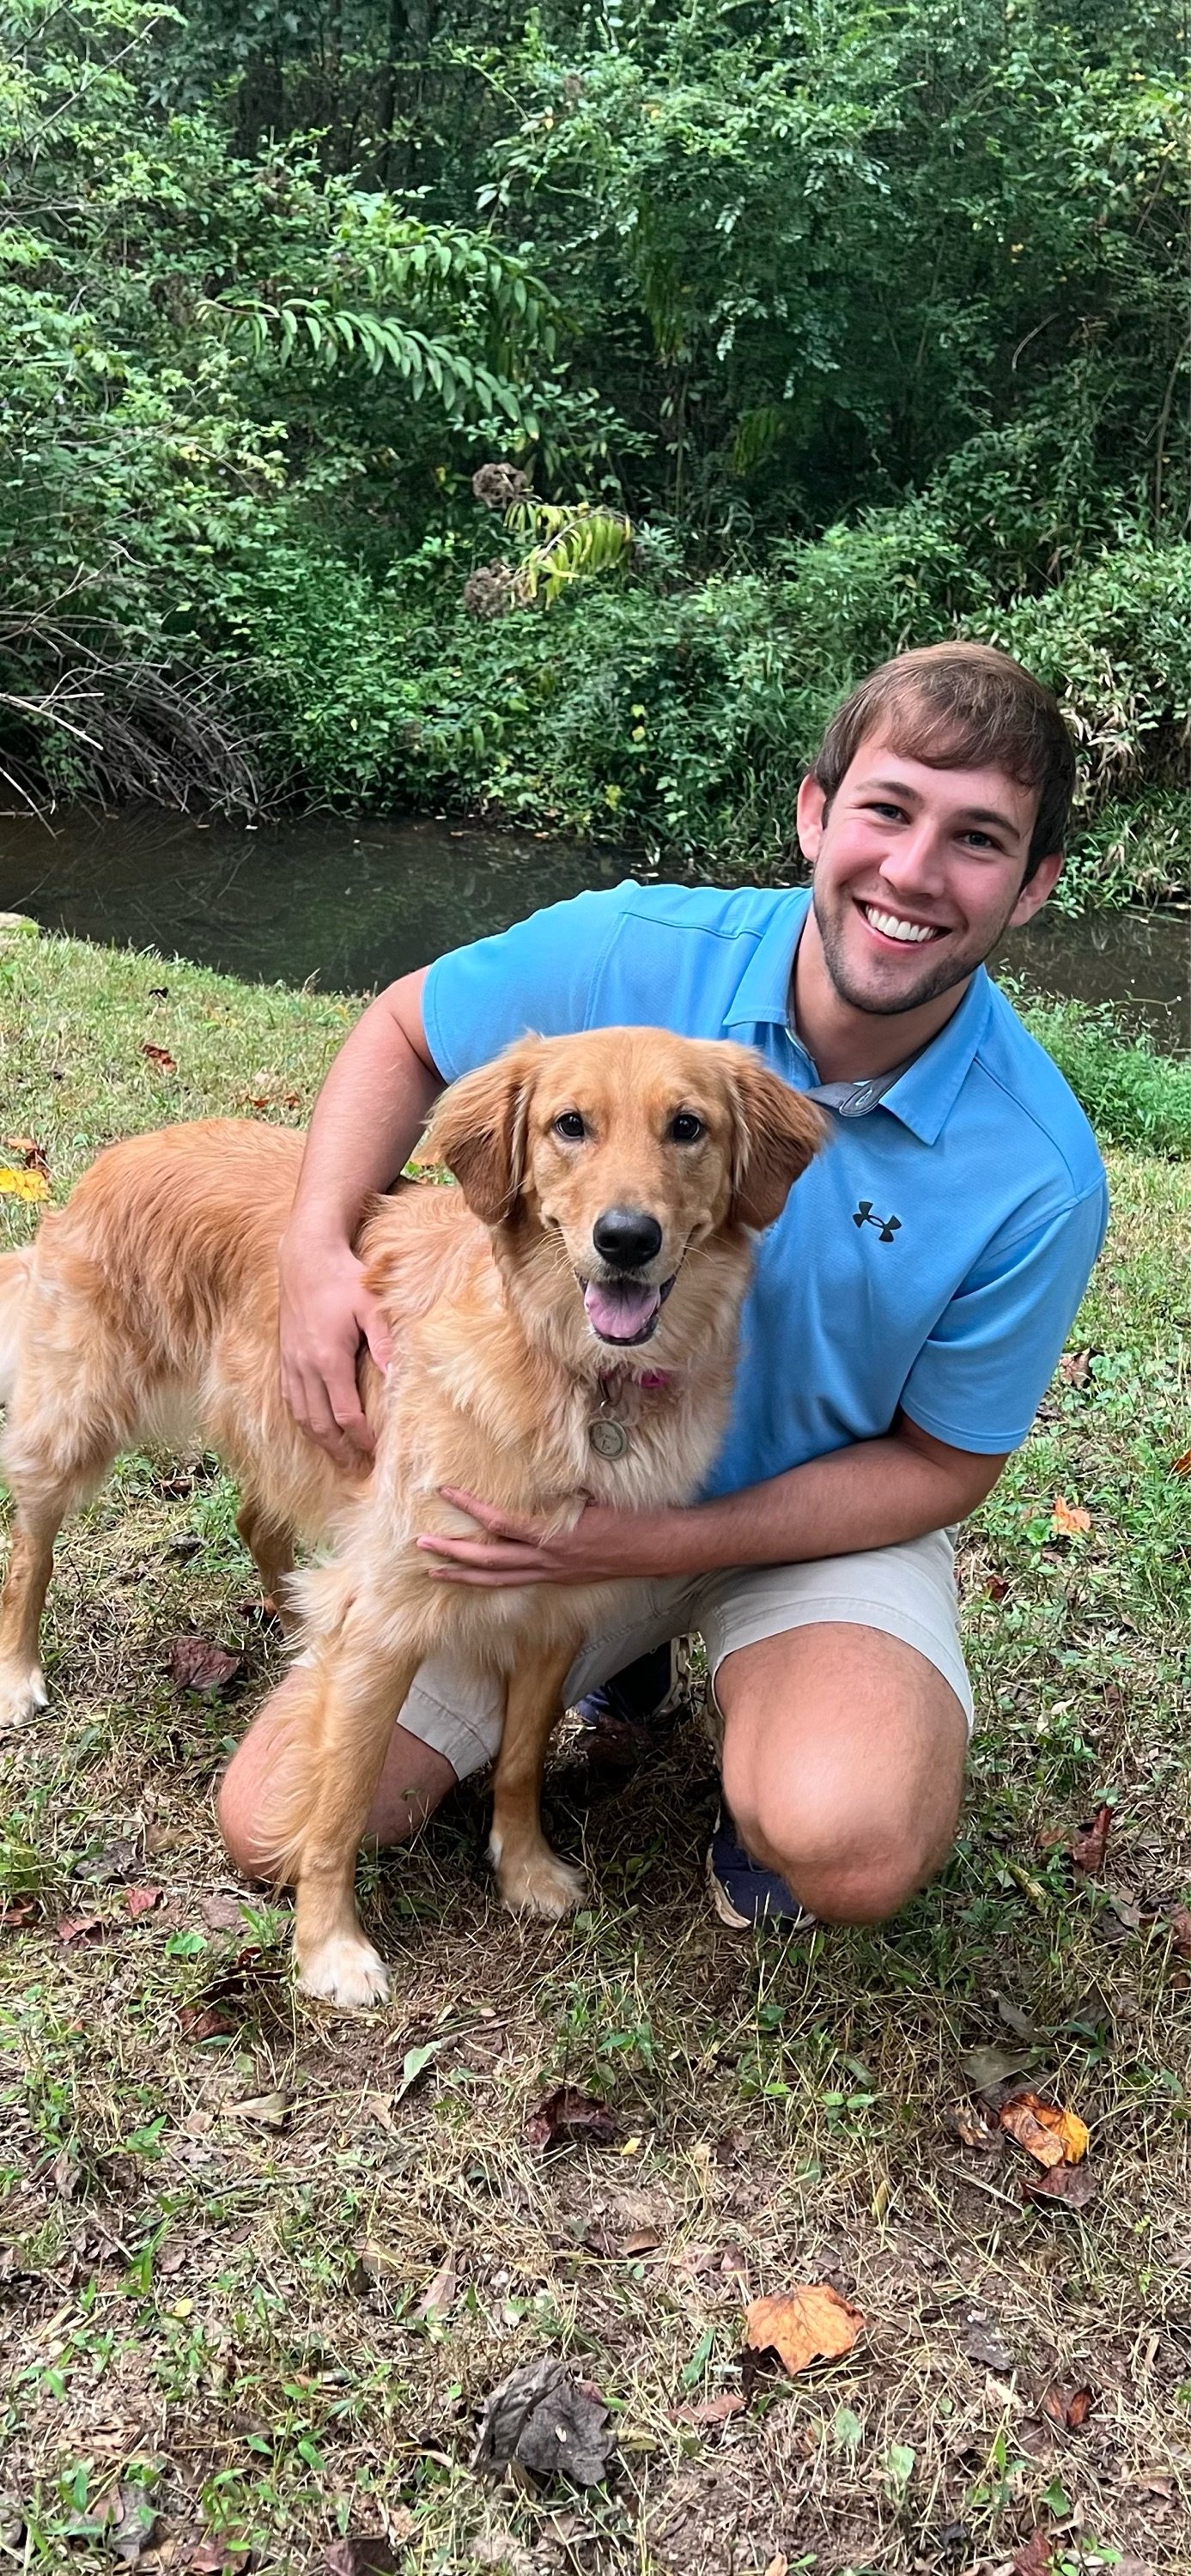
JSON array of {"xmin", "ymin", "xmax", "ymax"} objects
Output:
[
  {"xmin": 0, "ymin": 1663, "xmax": 48, "ymax": 1735},
  {"xmin": 296, "ymin": 1934, "xmax": 391, "ymax": 2009},
  {"xmin": 490, "ymin": 1833, "xmax": 586, "ymax": 1921}
]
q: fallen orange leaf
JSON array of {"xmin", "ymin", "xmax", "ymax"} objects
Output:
[
  {"xmin": 744, "ymin": 2283, "xmax": 864, "ymax": 2376},
  {"xmin": 1170, "ymin": 1448, "xmax": 1191, "ymax": 1479},
  {"xmin": 142, "ymin": 1042, "xmax": 177, "ymax": 1072},
  {"xmin": 999, "ymin": 2095, "xmax": 1066, "ymax": 2167},
  {"xmin": 1050, "ymin": 1495, "xmax": 1091, "ymax": 1539},
  {"xmin": 999, "ymin": 2088, "xmax": 1088, "ymax": 2166}
]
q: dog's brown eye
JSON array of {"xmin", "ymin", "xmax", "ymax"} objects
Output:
[
  {"xmin": 669, "ymin": 1112, "xmax": 704, "ymax": 1144},
  {"xmin": 554, "ymin": 1111, "xmax": 586, "ymax": 1142}
]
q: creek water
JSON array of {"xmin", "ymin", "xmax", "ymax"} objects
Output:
[{"xmin": 1, "ymin": 803, "xmax": 1188, "ymax": 1051}]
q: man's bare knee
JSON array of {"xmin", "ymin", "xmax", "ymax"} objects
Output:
[
  {"xmin": 217, "ymin": 1705, "xmax": 457, "ymax": 1882},
  {"xmin": 216, "ymin": 1755, "xmax": 281, "ymax": 1882},
  {"xmin": 720, "ymin": 1653, "xmax": 966, "ymax": 1927},
  {"xmin": 726, "ymin": 1764, "xmax": 957, "ymax": 1923}
]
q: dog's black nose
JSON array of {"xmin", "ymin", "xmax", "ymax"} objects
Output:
[{"xmin": 592, "ymin": 1206, "xmax": 664, "ymax": 1271}]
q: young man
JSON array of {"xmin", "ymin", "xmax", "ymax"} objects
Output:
[{"xmin": 219, "ymin": 642, "xmax": 1108, "ymax": 1928}]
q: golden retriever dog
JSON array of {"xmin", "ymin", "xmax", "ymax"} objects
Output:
[{"xmin": 0, "ymin": 1028, "xmax": 823, "ymax": 2004}]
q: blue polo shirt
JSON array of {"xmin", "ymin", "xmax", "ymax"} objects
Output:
[{"xmin": 421, "ymin": 882, "xmax": 1108, "ymax": 1498}]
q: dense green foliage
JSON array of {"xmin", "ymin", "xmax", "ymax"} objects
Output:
[{"xmin": 2, "ymin": 0, "xmax": 1188, "ymax": 896}]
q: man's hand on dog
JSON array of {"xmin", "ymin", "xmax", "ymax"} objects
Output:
[
  {"xmin": 278, "ymin": 1238, "xmax": 392, "ymax": 1467},
  {"xmin": 419, "ymin": 1485, "xmax": 665, "ymax": 1584}
]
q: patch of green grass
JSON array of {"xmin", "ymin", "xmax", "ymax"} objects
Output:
[
  {"xmin": 1022, "ymin": 993, "xmax": 1191, "ymax": 1156},
  {"xmin": 2, "ymin": 932, "xmax": 1190, "ymax": 2573}
]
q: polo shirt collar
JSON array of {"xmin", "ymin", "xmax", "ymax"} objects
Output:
[
  {"xmin": 721, "ymin": 887, "xmax": 812, "ymax": 1032},
  {"xmin": 880, "ymin": 968, "xmax": 994, "ymax": 1143},
  {"xmin": 721, "ymin": 884, "xmax": 994, "ymax": 1146}
]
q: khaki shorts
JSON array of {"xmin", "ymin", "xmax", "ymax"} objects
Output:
[{"xmin": 396, "ymin": 1527, "xmax": 973, "ymax": 1781}]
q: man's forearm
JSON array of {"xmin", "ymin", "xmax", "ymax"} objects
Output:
[
  {"xmin": 616, "ymin": 1425, "xmax": 1006, "ymax": 1581},
  {"xmin": 289, "ymin": 973, "xmax": 441, "ymax": 1246}
]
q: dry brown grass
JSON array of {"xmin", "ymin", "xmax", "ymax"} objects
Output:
[{"xmin": 2, "ymin": 934, "xmax": 1190, "ymax": 2576}]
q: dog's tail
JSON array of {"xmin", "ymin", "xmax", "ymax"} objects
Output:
[{"xmin": 0, "ymin": 1249, "xmax": 30, "ymax": 1408}]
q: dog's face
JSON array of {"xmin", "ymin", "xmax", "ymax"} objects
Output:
[{"xmin": 421, "ymin": 1028, "xmax": 824, "ymax": 1352}]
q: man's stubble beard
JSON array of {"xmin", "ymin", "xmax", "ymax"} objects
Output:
[{"xmin": 811, "ymin": 878, "xmax": 1016, "ymax": 1019}]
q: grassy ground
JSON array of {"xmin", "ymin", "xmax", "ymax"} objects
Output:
[{"xmin": 2, "ymin": 933, "xmax": 1190, "ymax": 2576}]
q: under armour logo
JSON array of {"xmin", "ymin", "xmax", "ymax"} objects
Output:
[{"xmin": 853, "ymin": 1200, "xmax": 902, "ymax": 1244}]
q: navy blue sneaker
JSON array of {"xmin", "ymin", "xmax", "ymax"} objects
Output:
[
  {"xmin": 706, "ymin": 1807, "xmax": 816, "ymax": 1930},
  {"xmin": 574, "ymin": 1641, "xmax": 686, "ymax": 1757}
]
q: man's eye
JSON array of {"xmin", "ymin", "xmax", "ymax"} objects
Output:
[
  {"xmin": 554, "ymin": 1111, "xmax": 586, "ymax": 1141},
  {"xmin": 669, "ymin": 1112, "xmax": 704, "ymax": 1144}
]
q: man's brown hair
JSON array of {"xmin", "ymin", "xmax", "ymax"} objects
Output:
[{"xmin": 812, "ymin": 641, "xmax": 1076, "ymax": 879}]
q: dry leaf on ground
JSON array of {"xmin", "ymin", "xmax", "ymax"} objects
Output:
[
  {"xmin": 945, "ymin": 2101, "xmax": 1003, "ymax": 2151},
  {"xmin": 744, "ymin": 2284, "xmax": 864, "ymax": 2377},
  {"xmin": 1068, "ymin": 1804, "xmax": 1113, "ymax": 1872},
  {"xmin": 960, "ymin": 2319, "xmax": 1014, "ymax": 2373},
  {"xmin": 1042, "ymin": 2382, "xmax": 1095, "ymax": 2430},
  {"xmin": 3, "ymin": 1133, "xmax": 49, "ymax": 1175},
  {"xmin": 167, "ymin": 1637, "xmax": 242, "ymax": 1694},
  {"xmin": 1050, "ymin": 1495, "xmax": 1091, "ymax": 1538},
  {"xmin": 324, "ymin": 2543, "xmax": 402, "ymax": 2576},
  {"xmin": 472, "ymin": 2355, "xmax": 614, "ymax": 2488},
  {"xmin": 998, "ymin": 2089, "xmax": 1089, "ymax": 2167},
  {"xmin": 416, "ymin": 2261, "xmax": 457, "ymax": 2319},
  {"xmin": 1170, "ymin": 1447, "xmax": 1191, "ymax": 1478},
  {"xmin": 90, "ymin": 2482, "xmax": 158, "ymax": 2564},
  {"xmin": 125, "ymin": 1885, "xmax": 162, "ymax": 1918},
  {"xmin": 1059, "ymin": 1348, "xmax": 1093, "ymax": 1388},
  {"xmin": 524, "ymin": 2086, "xmax": 617, "ymax": 2152},
  {"xmin": 0, "ymin": 1896, "xmax": 41, "ymax": 1931},
  {"xmin": 142, "ymin": 1042, "xmax": 177, "ymax": 1071},
  {"xmin": 1012, "ymin": 2535, "xmax": 1054, "ymax": 2576},
  {"xmin": 79, "ymin": 1835, "xmax": 139, "ymax": 1886},
  {"xmin": 201, "ymin": 1892, "xmax": 250, "ymax": 1932},
  {"xmin": 670, "ymin": 2392, "xmax": 747, "ymax": 2427},
  {"xmin": 996, "ymin": 1991, "xmax": 1048, "ymax": 2043},
  {"xmin": 178, "ymin": 2003, "xmax": 239, "ymax": 2040},
  {"xmin": 1024, "ymin": 2159, "xmax": 1098, "ymax": 2210},
  {"xmin": 959, "ymin": 2043, "xmax": 1034, "ymax": 2094},
  {"xmin": 56, "ymin": 1913, "xmax": 106, "ymax": 1944},
  {"xmin": 221, "ymin": 2089, "xmax": 293, "ymax": 2129}
]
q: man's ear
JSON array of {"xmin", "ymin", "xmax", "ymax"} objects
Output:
[
  {"xmin": 1008, "ymin": 848, "xmax": 1063, "ymax": 928},
  {"xmin": 795, "ymin": 770, "xmax": 829, "ymax": 866},
  {"xmin": 418, "ymin": 1039, "xmax": 542, "ymax": 1224},
  {"xmin": 726, "ymin": 1048, "xmax": 827, "ymax": 1232}
]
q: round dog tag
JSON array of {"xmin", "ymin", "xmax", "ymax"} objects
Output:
[{"xmin": 588, "ymin": 1415, "xmax": 629, "ymax": 1461}]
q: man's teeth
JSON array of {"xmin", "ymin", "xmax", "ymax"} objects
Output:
[{"xmin": 863, "ymin": 905, "xmax": 940, "ymax": 945}]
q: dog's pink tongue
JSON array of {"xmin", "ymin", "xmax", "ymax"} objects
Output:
[{"xmin": 584, "ymin": 1279, "xmax": 661, "ymax": 1342}]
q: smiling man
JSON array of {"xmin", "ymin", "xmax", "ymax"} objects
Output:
[{"xmin": 220, "ymin": 642, "xmax": 1108, "ymax": 1931}]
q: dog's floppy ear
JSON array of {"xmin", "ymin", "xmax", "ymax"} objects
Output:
[
  {"xmin": 419, "ymin": 1039, "xmax": 543, "ymax": 1224},
  {"xmin": 726, "ymin": 1049, "xmax": 827, "ymax": 1232}
]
